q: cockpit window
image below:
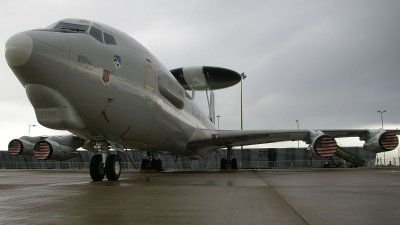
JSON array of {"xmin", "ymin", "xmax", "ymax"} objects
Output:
[
  {"xmin": 54, "ymin": 22, "xmax": 89, "ymax": 32},
  {"xmin": 89, "ymin": 27, "xmax": 103, "ymax": 43},
  {"xmin": 104, "ymin": 32, "xmax": 117, "ymax": 45},
  {"xmin": 46, "ymin": 22, "xmax": 57, "ymax": 29}
]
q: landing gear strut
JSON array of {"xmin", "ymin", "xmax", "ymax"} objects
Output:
[
  {"xmin": 220, "ymin": 147, "xmax": 238, "ymax": 170},
  {"xmin": 90, "ymin": 142, "xmax": 121, "ymax": 181}
]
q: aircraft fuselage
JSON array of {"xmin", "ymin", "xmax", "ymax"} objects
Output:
[{"xmin": 6, "ymin": 19, "xmax": 215, "ymax": 157}]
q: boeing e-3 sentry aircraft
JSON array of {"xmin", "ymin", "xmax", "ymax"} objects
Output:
[{"xmin": 5, "ymin": 19, "xmax": 399, "ymax": 181}]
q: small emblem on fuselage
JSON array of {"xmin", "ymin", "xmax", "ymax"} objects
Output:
[
  {"xmin": 113, "ymin": 55, "xmax": 122, "ymax": 68},
  {"xmin": 102, "ymin": 69, "xmax": 111, "ymax": 85}
]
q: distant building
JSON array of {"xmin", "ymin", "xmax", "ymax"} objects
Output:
[{"xmin": 0, "ymin": 147, "xmax": 376, "ymax": 169}]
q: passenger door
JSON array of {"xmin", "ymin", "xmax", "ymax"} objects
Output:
[{"xmin": 141, "ymin": 50, "xmax": 156, "ymax": 91}]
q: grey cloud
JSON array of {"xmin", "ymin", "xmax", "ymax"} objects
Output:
[{"xmin": 1, "ymin": 0, "xmax": 400, "ymax": 154}]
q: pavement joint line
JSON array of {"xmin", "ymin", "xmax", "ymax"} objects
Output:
[{"xmin": 253, "ymin": 170, "xmax": 311, "ymax": 225}]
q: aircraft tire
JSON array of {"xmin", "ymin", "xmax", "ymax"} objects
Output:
[
  {"xmin": 90, "ymin": 154, "xmax": 105, "ymax": 181},
  {"xmin": 232, "ymin": 158, "xmax": 238, "ymax": 169},
  {"xmin": 156, "ymin": 159, "xmax": 162, "ymax": 171},
  {"xmin": 141, "ymin": 159, "xmax": 148, "ymax": 170},
  {"xmin": 221, "ymin": 158, "xmax": 226, "ymax": 169},
  {"xmin": 105, "ymin": 154, "xmax": 121, "ymax": 181},
  {"xmin": 151, "ymin": 159, "xmax": 158, "ymax": 170}
]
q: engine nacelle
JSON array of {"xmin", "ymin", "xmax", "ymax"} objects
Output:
[
  {"xmin": 33, "ymin": 135, "xmax": 81, "ymax": 161},
  {"xmin": 307, "ymin": 130, "xmax": 337, "ymax": 159},
  {"xmin": 8, "ymin": 136, "xmax": 44, "ymax": 156},
  {"xmin": 362, "ymin": 130, "xmax": 398, "ymax": 153}
]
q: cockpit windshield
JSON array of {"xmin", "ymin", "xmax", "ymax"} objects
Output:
[{"xmin": 54, "ymin": 22, "xmax": 89, "ymax": 33}]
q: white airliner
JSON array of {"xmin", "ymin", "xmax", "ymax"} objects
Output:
[{"xmin": 4, "ymin": 19, "xmax": 399, "ymax": 181}]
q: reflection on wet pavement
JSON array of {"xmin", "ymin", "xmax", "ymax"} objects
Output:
[{"xmin": 1, "ymin": 169, "xmax": 400, "ymax": 225}]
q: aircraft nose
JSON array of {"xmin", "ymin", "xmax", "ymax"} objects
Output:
[
  {"xmin": 5, "ymin": 33, "xmax": 33, "ymax": 66},
  {"xmin": 5, "ymin": 30, "xmax": 70, "ymax": 88}
]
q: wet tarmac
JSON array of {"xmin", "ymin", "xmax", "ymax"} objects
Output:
[{"xmin": 0, "ymin": 168, "xmax": 400, "ymax": 225}]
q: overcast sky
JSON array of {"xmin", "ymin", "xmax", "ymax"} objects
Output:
[{"xmin": 1, "ymin": 0, "xmax": 400, "ymax": 159}]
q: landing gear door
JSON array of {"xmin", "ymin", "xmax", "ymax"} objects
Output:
[{"xmin": 141, "ymin": 50, "xmax": 156, "ymax": 91}]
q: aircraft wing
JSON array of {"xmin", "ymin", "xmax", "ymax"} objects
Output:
[{"xmin": 187, "ymin": 128, "xmax": 400, "ymax": 150}]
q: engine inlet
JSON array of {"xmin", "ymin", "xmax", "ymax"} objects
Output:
[
  {"xmin": 8, "ymin": 139, "xmax": 22, "ymax": 155},
  {"xmin": 314, "ymin": 136, "xmax": 337, "ymax": 158},
  {"xmin": 34, "ymin": 141, "xmax": 52, "ymax": 160},
  {"xmin": 380, "ymin": 132, "xmax": 398, "ymax": 151}
]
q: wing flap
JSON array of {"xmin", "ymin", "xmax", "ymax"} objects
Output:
[{"xmin": 188, "ymin": 129, "xmax": 310, "ymax": 149}]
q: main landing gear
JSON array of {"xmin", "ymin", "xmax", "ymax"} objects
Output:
[
  {"xmin": 90, "ymin": 142, "xmax": 121, "ymax": 181},
  {"xmin": 220, "ymin": 147, "xmax": 238, "ymax": 170},
  {"xmin": 140, "ymin": 151, "xmax": 163, "ymax": 171},
  {"xmin": 140, "ymin": 159, "xmax": 163, "ymax": 171}
]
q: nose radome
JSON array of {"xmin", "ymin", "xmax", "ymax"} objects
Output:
[{"xmin": 5, "ymin": 33, "xmax": 33, "ymax": 67}]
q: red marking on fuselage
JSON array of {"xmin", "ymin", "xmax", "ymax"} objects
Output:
[{"xmin": 102, "ymin": 110, "xmax": 110, "ymax": 123}]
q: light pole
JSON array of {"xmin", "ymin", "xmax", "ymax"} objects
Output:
[
  {"xmin": 377, "ymin": 110, "xmax": 386, "ymax": 129},
  {"xmin": 296, "ymin": 120, "xmax": 299, "ymax": 148},
  {"xmin": 377, "ymin": 110, "xmax": 386, "ymax": 165},
  {"xmin": 217, "ymin": 115, "xmax": 220, "ymax": 129},
  {"xmin": 240, "ymin": 72, "xmax": 247, "ymax": 150},
  {"xmin": 28, "ymin": 125, "xmax": 36, "ymax": 136}
]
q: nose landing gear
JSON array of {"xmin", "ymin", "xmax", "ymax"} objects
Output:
[{"xmin": 89, "ymin": 141, "xmax": 121, "ymax": 181}]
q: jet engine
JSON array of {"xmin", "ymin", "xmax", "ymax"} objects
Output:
[
  {"xmin": 8, "ymin": 136, "xmax": 44, "ymax": 156},
  {"xmin": 362, "ymin": 130, "xmax": 398, "ymax": 153},
  {"xmin": 33, "ymin": 135, "xmax": 81, "ymax": 161},
  {"xmin": 307, "ymin": 130, "xmax": 337, "ymax": 159}
]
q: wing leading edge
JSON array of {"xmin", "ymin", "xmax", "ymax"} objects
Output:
[{"xmin": 187, "ymin": 129, "xmax": 400, "ymax": 157}]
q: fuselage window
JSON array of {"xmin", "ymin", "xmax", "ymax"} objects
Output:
[
  {"xmin": 89, "ymin": 27, "xmax": 103, "ymax": 43},
  {"xmin": 54, "ymin": 22, "xmax": 89, "ymax": 32},
  {"xmin": 104, "ymin": 32, "xmax": 117, "ymax": 45}
]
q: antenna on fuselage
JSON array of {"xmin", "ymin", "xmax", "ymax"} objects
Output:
[{"xmin": 169, "ymin": 66, "xmax": 241, "ymax": 125}]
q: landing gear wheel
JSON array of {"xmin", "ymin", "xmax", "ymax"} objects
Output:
[
  {"xmin": 156, "ymin": 159, "xmax": 163, "ymax": 171},
  {"xmin": 105, "ymin": 154, "xmax": 121, "ymax": 181},
  {"xmin": 141, "ymin": 159, "xmax": 148, "ymax": 170},
  {"xmin": 232, "ymin": 158, "xmax": 238, "ymax": 169},
  {"xmin": 90, "ymin": 154, "xmax": 105, "ymax": 181},
  {"xmin": 221, "ymin": 158, "xmax": 226, "ymax": 170},
  {"xmin": 151, "ymin": 159, "xmax": 158, "ymax": 170}
]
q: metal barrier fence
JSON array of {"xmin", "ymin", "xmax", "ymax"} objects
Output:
[{"xmin": 0, "ymin": 159, "xmax": 378, "ymax": 170}]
